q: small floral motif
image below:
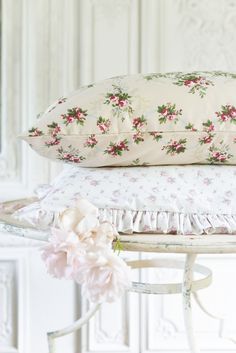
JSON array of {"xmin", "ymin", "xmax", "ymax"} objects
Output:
[
  {"xmin": 132, "ymin": 115, "xmax": 147, "ymax": 130},
  {"xmin": 133, "ymin": 131, "xmax": 145, "ymax": 144},
  {"xmin": 202, "ymin": 120, "xmax": 215, "ymax": 132},
  {"xmin": 131, "ymin": 158, "xmax": 149, "ymax": 166},
  {"xmin": 199, "ymin": 134, "xmax": 214, "ymax": 145},
  {"xmin": 174, "ymin": 74, "xmax": 214, "ymax": 98},
  {"xmin": 149, "ymin": 131, "xmax": 163, "ymax": 142},
  {"xmin": 57, "ymin": 145, "xmax": 85, "ymax": 163},
  {"xmin": 45, "ymin": 138, "xmax": 61, "ymax": 147},
  {"xmin": 104, "ymin": 85, "xmax": 133, "ymax": 121},
  {"xmin": 28, "ymin": 127, "xmax": 44, "ymax": 137},
  {"xmin": 131, "ymin": 158, "xmax": 140, "ymax": 165},
  {"xmin": 206, "ymin": 71, "xmax": 236, "ymax": 79},
  {"xmin": 97, "ymin": 116, "xmax": 111, "ymax": 134},
  {"xmin": 208, "ymin": 142, "xmax": 232, "ymax": 163},
  {"xmin": 132, "ymin": 116, "xmax": 147, "ymax": 144},
  {"xmin": 215, "ymin": 105, "xmax": 236, "ymax": 124},
  {"xmin": 45, "ymin": 122, "xmax": 62, "ymax": 147},
  {"xmin": 61, "ymin": 107, "xmax": 87, "ymax": 126},
  {"xmin": 84, "ymin": 134, "xmax": 98, "ymax": 148},
  {"xmin": 162, "ymin": 138, "xmax": 187, "ymax": 155},
  {"xmin": 143, "ymin": 73, "xmax": 171, "ymax": 81},
  {"xmin": 199, "ymin": 120, "xmax": 215, "ymax": 145},
  {"xmin": 157, "ymin": 103, "xmax": 182, "ymax": 124},
  {"xmin": 48, "ymin": 97, "xmax": 67, "ymax": 113},
  {"xmin": 185, "ymin": 123, "xmax": 197, "ymax": 132},
  {"xmin": 104, "ymin": 139, "xmax": 129, "ymax": 156},
  {"xmin": 47, "ymin": 122, "xmax": 61, "ymax": 137}
]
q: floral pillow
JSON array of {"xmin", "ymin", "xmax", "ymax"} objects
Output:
[
  {"xmin": 20, "ymin": 71, "xmax": 236, "ymax": 166},
  {"xmin": 13, "ymin": 165, "xmax": 236, "ymax": 235}
]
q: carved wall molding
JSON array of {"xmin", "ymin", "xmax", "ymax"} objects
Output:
[
  {"xmin": 79, "ymin": 0, "xmax": 140, "ymax": 85},
  {"xmin": 0, "ymin": 0, "xmax": 23, "ymax": 184},
  {"xmin": 0, "ymin": 252, "xmax": 29, "ymax": 353},
  {"xmin": 161, "ymin": 0, "xmax": 236, "ymax": 71},
  {"xmin": 90, "ymin": 0, "xmax": 133, "ymax": 22},
  {"xmin": 0, "ymin": 263, "xmax": 15, "ymax": 345}
]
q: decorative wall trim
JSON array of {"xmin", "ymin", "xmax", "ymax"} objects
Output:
[
  {"xmin": 0, "ymin": 0, "xmax": 82, "ymax": 200},
  {"xmin": 79, "ymin": 0, "xmax": 140, "ymax": 86},
  {"xmin": 0, "ymin": 0, "xmax": 23, "ymax": 183},
  {"xmin": 81, "ymin": 253, "xmax": 140, "ymax": 353},
  {"xmin": 158, "ymin": 0, "xmax": 236, "ymax": 72},
  {"xmin": 0, "ymin": 250, "xmax": 28, "ymax": 353}
]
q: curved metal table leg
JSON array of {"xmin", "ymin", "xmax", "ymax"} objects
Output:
[
  {"xmin": 46, "ymin": 256, "xmax": 212, "ymax": 353},
  {"xmin": 183, "ymin": 254, "xmax": 200, "ymax": 353},
  {"xmin": 47, "ymin": 303, "xmax": 100, "ymax": 353}
]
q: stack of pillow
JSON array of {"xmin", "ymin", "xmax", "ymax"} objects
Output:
[{"xmin": 15, "ymin": 71, "xmax": 236, "ymax": 235}]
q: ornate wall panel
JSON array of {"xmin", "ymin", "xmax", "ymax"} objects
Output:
[
  {"xmin": 159, "ymin": 0, "xmax": 236, "ymax": 72},
  {"xmin": 79, "ymin": 0, "xmax": 140, "ymax": 85},
  {"xmin": 0, "ymin": 0, "xmax": 24, "ymax": 198},
  {"xmin": 0, "ymin": 2, "xmax": 83, "ymax": 353},
  {"xmin": 0, "ymin": 261, "xmax": 17, "ymax": 351},
  {"xmin": 137, "ymin": 254, "xmax": 236, "ymax": 352},
  {"xmin": 0, "ymin": 251, "xmax": 28, "ymax": 353},
  {"xmin": 78, "ymin": 2, "xmax": 141, "ymax": 351},
  {"xmin": 81, "ymin": 252, "xmax": 140, "ymax": 353},
  {"xmin": 0, "ymin": 0, "xmax": 81, "ymax": 199}
]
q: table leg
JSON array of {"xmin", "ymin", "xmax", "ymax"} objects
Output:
[
  {"xmin": 47, "ymin": 303, "xmax": 100, "ymax": 353},
  {"xmin": 183, "ymin": 253, "xmax": 200, "ymax": 353}
]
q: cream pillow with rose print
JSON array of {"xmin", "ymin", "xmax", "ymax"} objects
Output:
[{"xmin": 20, "ymin": 71, "xmax": 236, "ymax": 166}]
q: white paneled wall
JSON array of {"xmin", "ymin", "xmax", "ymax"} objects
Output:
[{"xmin": 1, "ymin": 1, "xmax": 236, "ymax": 352}]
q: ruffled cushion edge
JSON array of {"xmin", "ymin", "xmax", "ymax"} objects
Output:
[{"xmin": 13, "ymin": 202, "xmax": 236, "ymax": 235}]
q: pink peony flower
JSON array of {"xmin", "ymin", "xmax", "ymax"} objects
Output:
[
  {"xmin": 42, "ymin": 243, "xmax": 70, "ymax": 278},
  {"xmin": 41, "ymin": 228, "xmax": 85, "ymax": 279},
  {"xmin": 41, "ymin": 198, "xmax": 128, "ymax": 304},
  {"xmin": 75, "ymin": 250, "xmax": 132, "ymax": 303},
  {"xmin": 94, "ymin": 222, "xmax": 118, "ymax": 247},
  {"xmin": 59, "ymin": 199, "xmax": 99, "ymax": 233}
]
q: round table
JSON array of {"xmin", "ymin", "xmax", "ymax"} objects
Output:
[{"xmin": 1, "ymin": 199, "xmax": 236, "ymax": 353}]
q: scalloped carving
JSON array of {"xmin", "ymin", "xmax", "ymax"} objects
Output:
[
  {"xmin": 171, "ymin": 0, "xmax": 236, "ymax": 70},
  {"xmin": 155, "ymin": 317, "xmax": 178, "ymax": 339},
  {"xmin": 94, "ymin": 300, "xmax": 128, "ymax": 345}
]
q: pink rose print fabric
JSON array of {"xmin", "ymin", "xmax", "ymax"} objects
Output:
[
  {"xmin": 21, "ymin": 71, "xmax": 236, "ymax": 166},
  {"xmin": 14, "ymin": 165, "xmax": 236, "ymax": 236}
]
